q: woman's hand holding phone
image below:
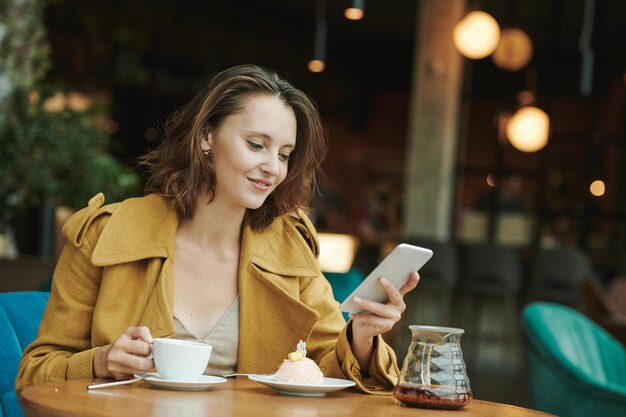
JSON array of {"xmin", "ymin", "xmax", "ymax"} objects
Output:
[
  {"xmin": 348, "ymin": 272, "xmax": 420, "ymax": 371},
  {"xmin": 350, "ymin": 272, "xmax": 420, "ymax": 337}
]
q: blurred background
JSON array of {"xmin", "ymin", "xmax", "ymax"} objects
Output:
[{"xmin": 1, "ymin": 0, "xmax": 626, "ymax": 410}]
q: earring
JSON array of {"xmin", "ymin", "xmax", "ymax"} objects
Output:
[{"xmin": 201, "ymin": 141, "xmax": 211, "ymax": 155}]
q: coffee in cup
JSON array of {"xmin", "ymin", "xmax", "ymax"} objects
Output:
[{"xmin": 152, "ymin": 338, "xmax": 212, "ymax": 381}]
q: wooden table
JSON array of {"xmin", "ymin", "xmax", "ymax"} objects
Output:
[{"xmin": 20, "ymin": 378, "xmax": 555, "ymax": 417}]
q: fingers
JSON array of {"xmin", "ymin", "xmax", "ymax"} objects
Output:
[
  {"xmin": 126, "ymin": 339, "xmax": 152, "ymax": 356},
  {"xmin": 105, "ymin": 327, "xmax": 155, "ymax": 379},
  {"xmin": 380, "ymin": 277, "xmax": 404, "ymax": 306},
  {"xmin": 398, "ymin": 272, "xmax": 420, "ymax": 296},
  {"xmin": 126, "ymin": 326, "xmax": 154, "ymax": 344},
  {"xmin": 348, "ymin": 272, "xmax": 421, "ymax": 341},
  {"xmin": 106, "ymin": 351, "xmax": 154, "ymax": 379},
  {"xmin": 352, "ymin": 294, "xmax": 402, "ymax": 322},
  {"xmin": 350, "ymin": 310, "xmax": 398, "ymax": 342},
  {"xmin": 352, "ymin": 313, "xmax": 396, "ymax": 334},
  {"xmin": 119, "ymin": 327, "xmax": 153, "ymax": 357},
  {"xmin": 106, "ymin": 347, "xmax": 154, "ymax": 378},
  {"xmin": 352, "ymin": 274, "xmax": 416, "ymax": 316}
]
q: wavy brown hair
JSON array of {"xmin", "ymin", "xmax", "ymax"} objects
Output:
[{"xmin": 138, "ymin": 64, "xmax": 327, "ymax": 230}]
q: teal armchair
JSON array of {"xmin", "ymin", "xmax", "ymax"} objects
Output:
[
  {"xmin": 0, "ymin": 291, "xmax": 49, "ymax": 417},
  {"xmin": 522, "ymin": 302, "xmax": 626, "ymax": 417},
  {"xmin": 323, "ymin": 269, "xmax": 364, "ymax": 321}
]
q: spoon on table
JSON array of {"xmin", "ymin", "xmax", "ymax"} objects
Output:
[{"xmin": 87, "ymin": 375, "xmax": 147, "ymax": 390}]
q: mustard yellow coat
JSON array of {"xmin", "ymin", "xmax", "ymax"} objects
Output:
[{"xmin": 16, "ymin": 193, "xmax": 398, "ymax": 393}]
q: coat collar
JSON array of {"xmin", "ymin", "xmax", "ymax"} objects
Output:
[
  {"xmin": 90, "ymin": 194, "xmax": 178, "ymax": 266},
  {"xmin": 87, "ymin": 194, "xmax": 320, "ymax": 277},
  {"xmin": 240, "ymin": 212, "xmax": 320, "ymax": 278}
]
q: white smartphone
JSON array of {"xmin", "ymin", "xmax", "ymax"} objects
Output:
[{"xmin": 340, "ymin": 243, "xmax": 433, "ymax": 314}]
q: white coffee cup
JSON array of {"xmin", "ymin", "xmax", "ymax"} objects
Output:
[{"xmin": 152, "ymin": 338, "xmax": 212, "ymax": 381}]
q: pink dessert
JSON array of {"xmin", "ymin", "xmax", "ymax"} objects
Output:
[
  {"xmin": 275, "ymin": 357, "xmax": 324, "ymax": 384},
  {"xmin": 274, "ymin": 340, "xmax": 324, "ymax": 385}
]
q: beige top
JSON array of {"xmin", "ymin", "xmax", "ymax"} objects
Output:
[{"xmin": 172, "ymin": 297, "xmax": 239, "ymax": 375}]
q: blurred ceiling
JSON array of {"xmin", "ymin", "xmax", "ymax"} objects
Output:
[
  {"xmin": 44, "ymin": 0, "xmax": 626, "ymax": 161},
  {"xmin": 46, "ymin": 0, "xmax": 626, "ymax": 96}
]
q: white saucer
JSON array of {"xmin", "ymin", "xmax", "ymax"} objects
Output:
[
  {"xmin": 248, "ymin": 374, "xmax": 356, "ymax": 396},
  {"xmin": 140, "ymin": 372, "xmax": 227, "ymax": 391}
]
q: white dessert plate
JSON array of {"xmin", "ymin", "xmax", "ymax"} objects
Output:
[
  {"xmin": 139, "ymin": 372, "xmax": 227, "ymax": 391},
  {"xmin": 248, "ymin": 374, "xmax": 356, "ymax": 396}
]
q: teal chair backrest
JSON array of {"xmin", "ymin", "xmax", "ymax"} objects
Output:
[
  {"xmin": 522, "ymin": 302, "xmax": 626, "ymax": 417},
  {"xmin": 0, "ymin": 291, "xmax": 49, "ymax": 417},
  {"xmin": 323, "ymin": 269, "xmax": 365, "ymax": 320}
]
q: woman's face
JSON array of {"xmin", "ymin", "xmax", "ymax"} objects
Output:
[{"xmin": 209, "ymin": 94, "xmax": 297, "ymax": 211}]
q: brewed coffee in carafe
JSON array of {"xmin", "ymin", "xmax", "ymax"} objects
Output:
[{"xmin": 393, "ymin": 325, "xmax": 472, "ymax": 409}]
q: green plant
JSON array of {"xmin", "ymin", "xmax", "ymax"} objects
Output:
[
  {"xmin": 1, "ymin": 0, "xmax": 140, "ymax": 221},
  {"xmin": 0, "ymin": 0, "xmax": 51, "ymax": 123},
  {"xmin": 0, "ymin": 88, "xmax": 141, "ymax": 217},
  {"xmin": 0, "ymin": 0, "xmax": 141, "ymax": 259}
]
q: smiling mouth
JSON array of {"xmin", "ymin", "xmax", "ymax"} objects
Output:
[{"xmin": 249, "ymin": 178, "xmax": 273, "ymax": 189}]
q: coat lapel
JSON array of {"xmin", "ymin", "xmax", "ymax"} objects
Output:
[
  {"xmin": 139, "ymin": 257, "xmax": 176, "ymax": 338},
  {"xmin": 84, "ymin": 194, "xmax": 179, "ymax": 338},
  {"xmin": 237, "ymin": 215, "xmax": 322, "ymax": 373}
]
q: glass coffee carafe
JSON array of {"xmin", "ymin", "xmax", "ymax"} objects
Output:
[{"xmin": 393, "ymin": 325, "xmax": 472, "ymax": 409}]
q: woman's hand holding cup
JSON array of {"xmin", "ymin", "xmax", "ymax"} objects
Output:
[{"xmin": 93, "ymin": 326, "xmax": 154, "ymax": 380}]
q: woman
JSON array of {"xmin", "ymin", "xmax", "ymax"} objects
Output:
[{"xmin": 16, "ymin": 65, "xmax": 419, "ymax": 394}]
